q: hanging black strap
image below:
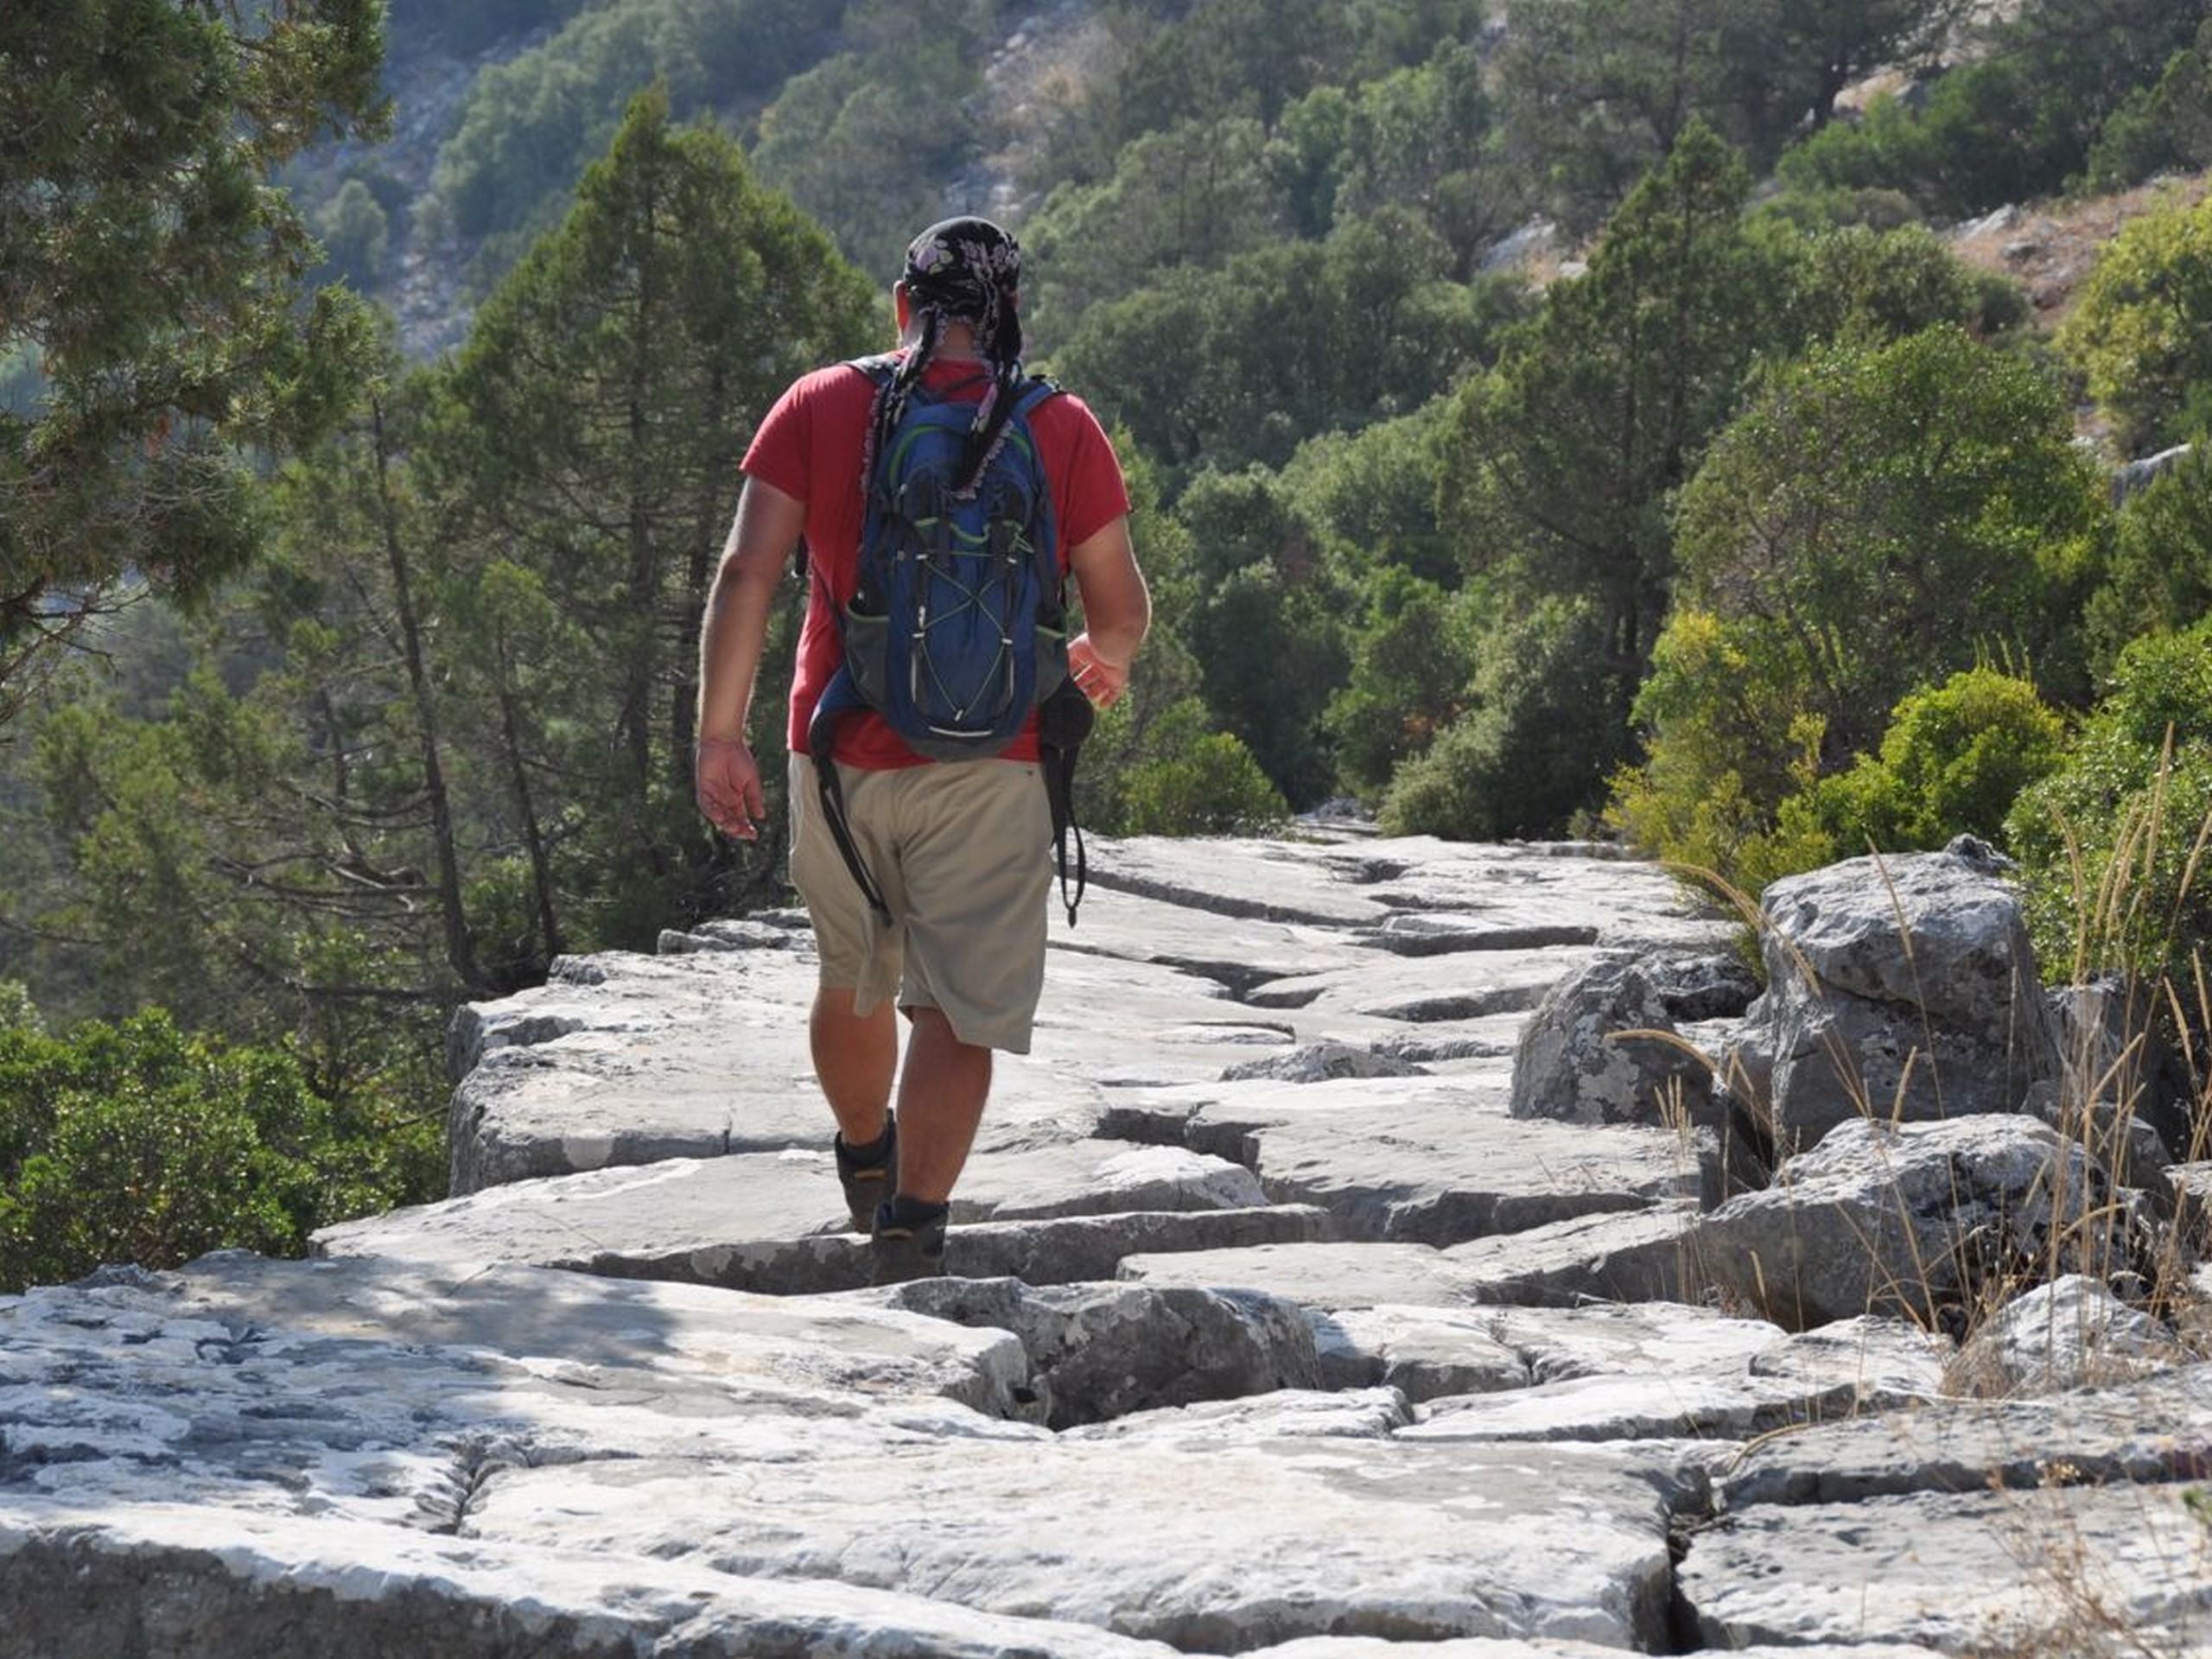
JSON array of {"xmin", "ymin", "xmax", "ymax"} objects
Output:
[
  {"xmin": 807, "ymin": 670, "xmax": 893, "ymax": 922},
  {"xmin": 1038, "ymin": 678, "xmax": 1093, "ymax": 926}
]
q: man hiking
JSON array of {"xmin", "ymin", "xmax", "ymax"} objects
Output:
[{"xmin": 695, "ymin": 216, "xmax": 1149, "ymax": 1284}]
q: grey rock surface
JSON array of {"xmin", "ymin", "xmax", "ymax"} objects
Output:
[
  {"xmin": 1509, "ymin": 954, "xmax": 1715, "ymax": 1128},
  {"xmin": 1694, "ymin": 1114, "xmax": 2154, "ymax": 1331},
  {"xmin": 1745, "ymin": 847, "xmax": 2064, "ymax": 1153},
  {"xmin": 7, "ymin": 833, "xmax": 2208, "ymax": 1656}
]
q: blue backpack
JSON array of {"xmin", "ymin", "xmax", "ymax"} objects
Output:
[{"xmin": 807, "ymin": 354, "xmax": 1093, "ymax": 921}]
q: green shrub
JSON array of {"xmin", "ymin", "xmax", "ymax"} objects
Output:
[
  {"xmin": 1606, "ymin": 607, "xmax": 1838, "ymax": 890},
  {"xmin": 1105, "ymin": 698, "xmax": 1290, "ymax": 836},
  {"xmin": 2007, "ymin": 620, "xmax": 2212, "ymax": 994},
  {"xmin": 1809, "ymin": 668, "xmax": 2069, "ymax": 855},
  {"xmin": 2088, "ymin": 443, "xmax": 2212, "ymax": 675},
  {"xmin": 0, "ymin": 1007, "xmax": 442, "ymax": 1293},
  {"xmin": 1324, "ymin": 568, "xmax": 1478, "ymax": 799},
  {"xmin": 1380, "ymin": 595, "xmax": 1619, "ymax": 840},
  {"xmin": 2056, "ymin": 183, "xmax": 2212, "ymax": 456}
]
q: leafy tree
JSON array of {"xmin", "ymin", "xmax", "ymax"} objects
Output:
[
  {"xmin": 1605, "ymin": 606, "xmax": 1827, "ymax": 886},
  {"xmin": 1614, "ymin": 326, "xmax": 2102, "ymax": 887},
  {"xmin": 1776, "ymin": 0, "xmax": 2205, "ymax": 218},
  {"xmin": 428, "ymin": 0, "xmax": 832, "ymax": 262},
  {"xmin": 314, "ymin": 178, "xmax": 392, "ymax": 290},
  {"xmin": 385, "ymin": 0, "xmax": 598, "ymax": 57},
  {"xmin": 1099, "ymin": 698, "xmax": 1291, "ymax": 836},
  {"xmin": 1024, "ymin": 117, "xmax": 1287, "ymax": 338},
  {"xmin": 1494, "ymin": 0, "xmax": 1965, "ymax": 234},
  {"xmin": 0, "ymin": 0, "xmax": 389, "ymax": 718},
  {"xmin": 1050, "ymin": 208, "xmax": 1505, "ymax": 480},
  {"xmin": 29, "ymin": 660, "xmax": 454, "ymax": 1115},
  {"xmin": 2087, "ymin": 447, "xmax": 2212, "ymax": 671},
  {"xmin": 1279, "ymin": 397, "xmax": 1467, "ymax": 589},
  {"xmin": 1324, "ymin": 569, "xmax": 1477, "ymax": 800},
  {"xmin": 1270, "ymin": 41, "xmax": 1517, "ymax": 271},
  {"xmin": 1671, "ymin": 326, "xmax": 2101, "ymax": 760},
  {"xmin": 436, "ymin": 89, "xmax": 877, "ymax": 945},
  {"xmin": 1090, "ymin": 0, "xmax": 1356, "ymax": 146},
  {"xmin": 1767, "ymin": 220, "xmax": 2031, "ymax": 346},
  {"xmin": 2081, "ymin": 19, "xmax": 2212, "ymax": 191},
  {"xmin": 1445, "ymin": 121, "xmax": 1775, "ymax": 779},
  {"xmin": 1379, "ymin": 595, "xmax": 1620, "ymax": 839},
  {"xmin": 747, "ymin": 10, "xmax": 987, "ymax": 277},
  {"xmin": 1175, "ymin": 471, "xmax": 1351, "ymax": 805},
  {"xmin": 2056, "ymin": 184, "xmax": 2212, "ymax": 458}
]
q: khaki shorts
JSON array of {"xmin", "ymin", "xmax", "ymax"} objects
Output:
[{"xmin": 788, "ymin": 753, "xmax": 1052, "ymax": 1053}]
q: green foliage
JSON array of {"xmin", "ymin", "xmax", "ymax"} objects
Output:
[
  {"xmin": 1605, "ymin": 608, "xmax": 1833, "ymax": 887},
  {"xmin": 1767, "ymin": 220, "xmax": 2031, "ymax": 345},
  {"xmin": 1804, "ymin": 667, "xmax": 2069, "ymax": 855},
  {"xmin": 0, "ymin": 0, "xmax": 389, "ymax": 715},
  {"xmin": 1672, "ymin": 324, "xmax": 2103, "ymax": 763},
  {"xmin": 313, "ymin": 177, "xmax": 391, "ymax": 289},
  {"xmin": 1494, "ymin": 0, "xmax": 1967, "ymax": 234},
  {"xmin": 1091, "ymin": 697, "xmax": 1291, "ymax": 836},
  {"xmin": 1324, "ymin": 567, "xmax": 1478, "ymax": 798},
  {"xmin": 748, "ymin": 25, "xmax": 982, "ymax": 277},
  {"xmin": 2056, "ymin": 183, "xmax": 2212, "ymax": 457},
  {"xmin": 2081, "ymin": 21, "xmax": 2212, "ymax": 191},
  {"xmin": 1171, "ymin": 469, "xmax": 1351, "ymax": 805},
  {"xmin": 1379, "ymin": 594, "xmax": 1621, "ymax": 840},
  {"xmin": 2008, "ymin": 620, "xmax": 2212, "ymax": 996},
  {"xmin": 1049, "ymin": 207, "xmax": 1506, "ymax": 482},
  {"xmin": 1446, "ymin": 119, "xmax": 1774, "ymax": 811},
  {"xmin": 1618, "ymin": 327, "xmax": 2102, "ymax": 891},
  {"xmin": 385, "ymin": 0, "xmax": 597, "ymax": 57},
  {"xmin": 0, "ymin": 983, "xmax": 41, "ymax": 1036},
  {"xmin": 2088, "ymin": 447, "xmax": 2212, "ymax": 671},
  {"xmin": 439, "ymin": 88, "xmax": 878, "ymax": 947},
  {"xmin": 1776, "ymin": 0, "xmax": 2205, "ymax": 218},
  {"xmin": 1268, "ymin": 40, "xmax": 1515, "ymax": 270},
  {"xmin": 0, "ymin": 1006, "xmax": 441, "ymax": 1293},
  {"xmin": 429, "ymin": 0, "xmax": 831, "ymax": 257},
  {"xmin": 28, "ymin": 660, "xmax": 459, "ymax": 1112},
  {"xmin": 1277, "ymin": 397, "xmax": 1466, "ymax": 588}
]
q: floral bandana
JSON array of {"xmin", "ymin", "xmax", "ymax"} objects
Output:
[
  {"xmin": 902, "ymin": 216, "xmax": 1025, "ymax": 365},
  {"xmin": 862, "ymin": 217, "xmax": 1029, "ymax": 502}
]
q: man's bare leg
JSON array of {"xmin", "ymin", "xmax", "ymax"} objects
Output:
[
  {"xmin": 810, "ymin": 987, "xmax": 896, "ymax": 1143},
  {"xmin": 891, "ymin": 1007, "xmax": 991, "ymax": 1205}
]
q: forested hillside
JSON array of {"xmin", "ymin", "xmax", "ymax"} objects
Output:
[{"xmin": 7, "ymin": 0, "xmax": 2212, "ymax": 1287}]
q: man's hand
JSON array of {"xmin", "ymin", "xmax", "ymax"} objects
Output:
[
  {"xmin": 696, "ymin": 735, "xmax": 767, "ymax": 840},
  {"xmin": 1068, "ymin": 632, "xmax": 1130, "ymax": 709}
]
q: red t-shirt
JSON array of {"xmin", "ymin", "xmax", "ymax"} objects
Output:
[{"xmin": 742, "ymin": 354, "xmax": 1131, "ymax": 769}]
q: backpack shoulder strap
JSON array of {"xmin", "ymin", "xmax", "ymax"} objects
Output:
[{"xmin": 1011, "ymin": 374, "xmax": 1061, "ymax": 423}]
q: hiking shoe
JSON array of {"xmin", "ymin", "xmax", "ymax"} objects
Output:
[
  {"xmin": 833, "ymin": 1115, "xmax": 896, "ymax": 1233},
  {"xmin": 869, "ymin": 1199, "xmax": 948, "ymax": 1286}
]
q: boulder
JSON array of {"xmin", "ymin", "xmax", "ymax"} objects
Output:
[
  {"xmin": 2047, "ymin": 976, "xmax": 2198, "ymax": 1162},
  {"xmin": 1947, "ymin": 1272, "xmax": 2188, "ymax": 1399},
  {"xmin": 1694, "ymin": 1115, "xmax": 2155, "ymax": 1332},
  {"xmin": 1509, "ymin": 955, "xmax": 1714, "ymax": 1128},
  {"xmin": 1741, "ymin": 843, "xmax": 2063, "ymax": 1154}
]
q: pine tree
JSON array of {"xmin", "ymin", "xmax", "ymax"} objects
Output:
[
  {"xmin": 0, "ymin": 0, "xmax": 390, "ymax": 718},
  {"xmin": 434, "ymin": 86, "xmax": 877, "ymax": 947}
]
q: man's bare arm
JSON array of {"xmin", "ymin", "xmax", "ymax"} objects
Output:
[
  {"xmin": 1065, "ymin": 514, "xmax": 1148, "ymax": 709},
  {"xmin": 696, "ymin": 475, "xmax": 805, "ymax": 838}
]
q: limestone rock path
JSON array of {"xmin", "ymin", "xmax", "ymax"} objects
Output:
[{"xmin": 3, "ymin": 835, "xmax": 2208, "ymax": 1657}]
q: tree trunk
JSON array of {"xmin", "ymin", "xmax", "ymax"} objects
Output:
[{"xmin": 373, "ymin": 397, "xmax": 486, "ymax": 994}]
